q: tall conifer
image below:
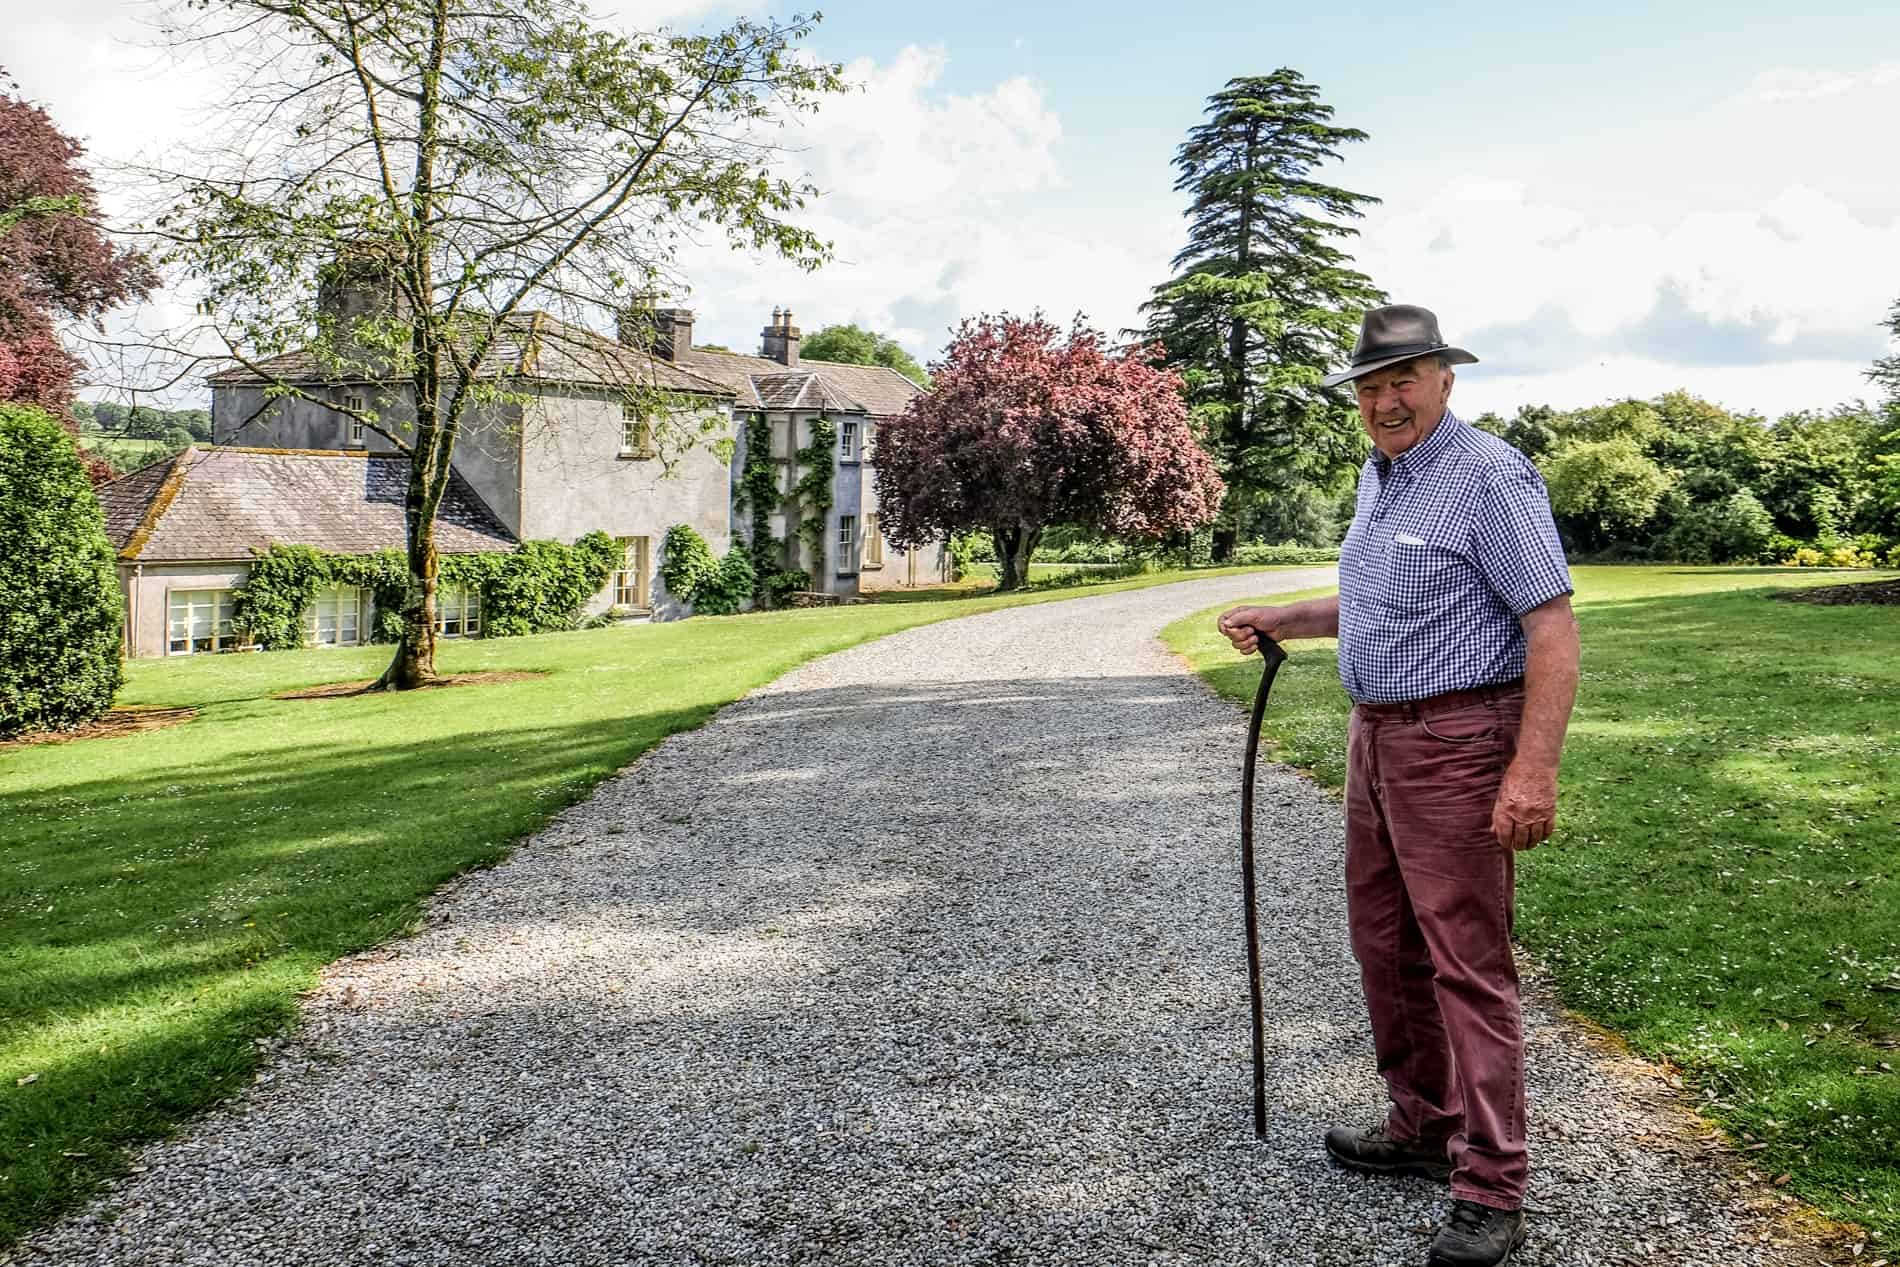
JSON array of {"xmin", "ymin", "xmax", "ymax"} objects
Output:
[{"xmin": 1140, "ymin": 70, "xmax": 1383, "ymax": 556}]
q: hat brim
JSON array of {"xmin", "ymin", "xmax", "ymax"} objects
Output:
[{"xmin": 1320, "ymin": 346, "xmax": 1478, "ymax": 389}]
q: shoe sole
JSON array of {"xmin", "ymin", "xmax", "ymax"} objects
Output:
[
  {"xmin": 1426, "ymin": 1218, "xmax": 1529, "ymax": 1267},
  {"xmin": 1323, "ymin": 1143, "xmax": 1452, "ymax": 1183}
]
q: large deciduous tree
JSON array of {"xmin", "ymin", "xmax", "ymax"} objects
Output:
[
  {"xmin": 136, "ymin": 2, "xmax": 844, "ymax": 688},
  {"xmin": 1139, "ymin": 70, "xmax": 1383, "ymax": 559},
  {"xmin": 0, "ymin": 72, "xmax": 155, "ymax": 481},
  {"xmin": 875, "ymin": 314, "xmax": 1224, "ymax": 589},
  {"xmin": 799, "ymin": 322, "xmax": 928, "ymax": 385}
]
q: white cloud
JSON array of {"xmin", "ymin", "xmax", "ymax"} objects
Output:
[
  {"xmin": 1745, "ymin": 61, "xmax": 1900, "ymax": 102},
  {"xmin": 675, "ymin": 45, "xmax": 1174, "ymax": 361},
  {"xmin": 1455, "ymin": 358, "xmax": 1881, "ymax": 423}
]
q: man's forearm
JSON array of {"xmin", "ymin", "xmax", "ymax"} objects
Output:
[
  {"xmin": 1282, "ymin": 594, "xmax": 1341, "ymax": 640},
  {"xmin": 1513, "ymin": 601, "xmax": 1580, "ymax": 773}
]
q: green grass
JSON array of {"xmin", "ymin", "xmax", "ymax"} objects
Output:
[
  {"xmin": 0, "ymin": 562, "xmax": 1316, "ymax": 1244},
  {"xmin": 1163, "ymin": 566, "xmax": 1900, "ymax": 1243},
  {"xmin": 78, "ymin": 435, "xmax": 180, "ymax": 474}
]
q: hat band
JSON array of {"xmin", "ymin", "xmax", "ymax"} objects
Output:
[{"xmin": 1351, "ymin": 340, "xmax": 1447, "ymax": 367}]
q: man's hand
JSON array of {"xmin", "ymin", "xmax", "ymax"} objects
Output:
[
  {"xmin": 1216, "ymin": 595, "xmax": 1341, "ymax": 654},
  {"xmin": 1492, "ymin": 761, "xmax": 1558, "ymax": 850},
  {"xmin": 1217, "ymin": 605, "xmax": 1284, "ymax": 655}
]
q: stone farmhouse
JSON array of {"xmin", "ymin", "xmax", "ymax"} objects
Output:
[{"xmin": 98, "ymin": 286, "xmax": 944, "ymax": 658}]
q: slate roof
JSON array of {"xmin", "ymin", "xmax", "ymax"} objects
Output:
[
  {"xmin": 204, "ymin": 312, "xmax": 733, "ymax": 398},
  {"xmin": 677, "ymin": 348, "xmax": 923, "ymax": 418},
  {"xmin": 96, "ymin": 447, "xmax": 517, "ymax": 563}
]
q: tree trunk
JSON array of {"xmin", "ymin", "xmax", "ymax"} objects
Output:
[
  {"xmin": 991, "ymin": 523, "xmax": 1041, "ymax": 590},
  {"xmin": 379, "ymin": 476, "xmax": 439, "ymax": 689},
  {"xmin": 1211, "ymin": 525, "xmax": 1238, "ymax": 563}
]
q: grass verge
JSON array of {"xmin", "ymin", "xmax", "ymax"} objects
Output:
[
  {"xmin": 0, "ymin": 562, "xmax": 1314, "ymax": 1244},
  {"xmin": 1162, "ymin": 566, "xmax": 1900, "ymax": 1245}
]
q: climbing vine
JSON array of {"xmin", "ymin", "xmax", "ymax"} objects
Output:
[
  {"xmin": 794, "ymin": 414, "xmax": 837, "ymax": 564},
  {"xmin": 231, "ymin": 532, "xmax": 619, "ymax": 649}
]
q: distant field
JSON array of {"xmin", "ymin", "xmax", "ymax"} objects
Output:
[{"xmin": 1165, "ymin": 565, "xmax": 1900, "ymax": 1244}]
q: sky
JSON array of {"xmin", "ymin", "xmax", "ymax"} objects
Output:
[{"xmin": 9, "ymin": 0, "xmax": 1900, "ymax": 418}]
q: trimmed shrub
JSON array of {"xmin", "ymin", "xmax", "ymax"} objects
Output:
[
  {"xmin": 1232, "ymin": 542, "xmax": 1342, "ymax": 566},
  {"xmin": 692, "ymin": 548, "xmax": 757, "ymax": 616},
  {"xmin": 761, "ymin": 568, "xmax": 810, "ymax": 608},
  {"xmin": 659, "ymin": 524, "xmax": 718, "ymax": 605},
  {"xmin": 0, "ymin": 404, "xmax": 125, "ymax": 736}
]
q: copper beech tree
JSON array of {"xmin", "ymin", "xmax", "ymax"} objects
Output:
[{"xmin": 875, "ymin": 315, "xmax": 1225, "ymax": 589}]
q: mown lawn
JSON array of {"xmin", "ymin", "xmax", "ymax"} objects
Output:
[
  {"xmin": 1163, "ymin": 566, "xmax": 1900, "ymax": 1245},
  {"xmin": 0, "ymin": 562, "xmax": 1310, "ymax": 1245}
]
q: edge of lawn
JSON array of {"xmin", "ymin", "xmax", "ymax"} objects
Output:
[
  {"xmin": 1, "ymin": 561, "xmax": 1327, "ymax": 1246},
  {"xmin": 1160, "ymin": 567, "xmax": 1899, "ymax": 1253}
]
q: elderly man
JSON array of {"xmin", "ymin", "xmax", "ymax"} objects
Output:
[{"xmin": 1219, "ymin": 305, "xmax": 1579, "ymax": 1267}]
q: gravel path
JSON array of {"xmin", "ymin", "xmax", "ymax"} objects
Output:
[{"xmin": 21, "ymin": 570, "xmax": 1831, "ymax": 1267}]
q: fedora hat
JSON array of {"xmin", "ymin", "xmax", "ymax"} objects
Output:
[{"xmin": 1320, "ymin": 304, "xmax": 1478, "ymax": 388}]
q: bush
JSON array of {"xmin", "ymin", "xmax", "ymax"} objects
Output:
[
  {"xmin": 692, "ymin": 548, "xmax": 756, "ymax": 615},
  {"xmin": 1656, "ymin": 490, "xmax": 1775, "ymax": 564},
  {"xmin": 659, "ymin": 524, "xmax": 718, "ymax": 602},
  {"xmin": 233, "ymin": 533, "xmax": 619, "ymax": 649},
  {"xmin": 761, "ymin": 568, "xmax": 810, "ymax": 608},
  {"xmin": 946, "ymin": 531, "xmax": 991, "ymax": 580},
  {"xmin": 1232, "ymin": 542, "xmax": 1343, "ymax": 566},
  {"xmin": 0, "ymin": 404, "xmax": 125, "ymax": 736}
]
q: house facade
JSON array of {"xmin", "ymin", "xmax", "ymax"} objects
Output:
[{"xmin": 97, "ymin": 281, "xmax": 944, "ymax": 656}]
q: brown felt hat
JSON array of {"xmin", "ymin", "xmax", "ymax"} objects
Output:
[{"xmin": 1320, "ymin": 304, "xmax": 1478, "ymax": 388}]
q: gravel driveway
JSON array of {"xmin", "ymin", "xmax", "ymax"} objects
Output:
[{"xmin": 22, "ymin": 570, "xmax": 1829, "ymax": 1266}]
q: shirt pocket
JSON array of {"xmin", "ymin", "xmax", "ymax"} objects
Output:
[{"xmin": 1381, "ymin": 541, "xmax": 1464, "ymax": 614}]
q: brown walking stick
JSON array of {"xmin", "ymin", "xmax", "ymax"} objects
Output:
[{"xmin": 1239, "ymin": 634, "xmax": 1287, "ymax": 1138}]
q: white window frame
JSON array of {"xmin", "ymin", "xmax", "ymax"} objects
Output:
[
  {"xmin": 166, "ymin": 588, "xmax": 241, "ymax": 655},
  {"xmin": 344, "ymin": 393, "xmax": 366, "ymax": 446},
  {"xmin": 863, "ymin": 513, "xmax": 884, "ymax": 568},
  {"xmin": 612, "ymin": 537, "xmax": 650, "ymax": 609},
  {"xmin": 837, "ymin": 514, "xmax": 857, "ymax": 574},
  {"xmin": 305, "ymin": 585, "xmax": 367, "ymax": 648},
  {"xmin": 839, "ymin": 420, "xmax": 858, "ymax": 461},
  {"xmin": 434, "ymin": 584, "xmax": 481, "ymax": 638},
  {"xmin": 620, "ymin": 404, "xmax": 656, "ymax": 458}
]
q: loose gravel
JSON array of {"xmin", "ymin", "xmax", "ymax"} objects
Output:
[{"xmin": 19, "ymin": 571, "xmax": 1834, "ymax": 1266}]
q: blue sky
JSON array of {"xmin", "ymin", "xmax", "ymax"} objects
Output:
[{"xmin": 13, "ymin": 0, "xmax": 1900, "ymax": 416}]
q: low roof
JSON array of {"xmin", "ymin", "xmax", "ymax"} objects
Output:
[
  {"xmin": 204, "ymin": 311, "xmax": 733, "ymax": 398},
  {"xmin": 677, "ymin": 348, "xmax": 923, "ymax": 418},
  {"xmin": 97, "ymin": 447, "xmax": 517, "ymax": 563}
]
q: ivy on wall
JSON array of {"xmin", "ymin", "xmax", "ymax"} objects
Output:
[
  {"xmin": 793, "ymin": 414, "xmax": 837, "ymax": 565},
  {"xmin": 232, "ymin": 532, "xmax": 620, "ymax": 650}
]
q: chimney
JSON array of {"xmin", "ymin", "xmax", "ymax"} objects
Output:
[
  {"xmin": 317, "ymin": 241, "xmax": 411, "ymax": 354},
  {"xmin": 760, "ymin": 306, "xmax": 800, "ymax": 367},
  {"xmin": 618, "ymin": 299, "xmax": 695, "ymax": 363}
]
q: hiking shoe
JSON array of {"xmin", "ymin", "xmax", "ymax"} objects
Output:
[
  {"xmin": 1322, "ymin": 1124, "xmax": 1452, "ymax": 1181},
  {"xmin": 1428, "ymin": 1199, "xmax": 1528, "ymax": 1266}
]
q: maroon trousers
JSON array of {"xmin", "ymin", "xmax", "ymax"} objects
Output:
[{"xmin": 1344, "ymin": 683, "xmax": 1527, "ymax": 1210}]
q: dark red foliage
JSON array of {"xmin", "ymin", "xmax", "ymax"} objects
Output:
[
  {"xmin": 875, "ymin": 314, "xmax": 1225, "ymax": 550},
  {"xmin": 0, "ymin": 73, "xmax": 156, "ymax": 481}
]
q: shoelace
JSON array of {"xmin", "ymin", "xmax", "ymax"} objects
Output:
[{"xmin": 1447, "ymin": 1201, "xmax": 1493, "ymax": 1234}]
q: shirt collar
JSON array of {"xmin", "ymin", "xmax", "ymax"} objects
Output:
[{"xmin": 1372, "ymin": 409, "xmax": 1462, "ymax": 478}]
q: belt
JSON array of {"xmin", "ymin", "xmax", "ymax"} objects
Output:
[{"xmin": 1354, "ymin": 678, "xmax": 1524, "ymax": 719}]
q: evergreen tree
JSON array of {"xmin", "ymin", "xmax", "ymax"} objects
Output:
[{"xmin": 1139, "ymin": 70, "xmax": 1383, "ymax": 558}]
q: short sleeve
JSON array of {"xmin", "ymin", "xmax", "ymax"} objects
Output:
[{"xmin": 1473, "ymin": 463, "xmax": 1573, "ymax": 616}]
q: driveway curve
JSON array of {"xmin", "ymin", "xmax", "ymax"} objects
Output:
[{"xmin": 25, "ymin": 570, "xmax": 1826, "ymax": 1266}]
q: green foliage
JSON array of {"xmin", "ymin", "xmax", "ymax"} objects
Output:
[
  {"xmin": 1542, "ymin": 437, "xmax": 1673, "ymax": 552},
  {"xmin": 659, "ymin": 524, "xmax": 719, "ymax": 605},
  {"xmin": 794, "ymin": 416, "xmax": 837, "ymax": 563},
  {"xmin": 0, "ymin": 405, "xmax": 125, "ymax": 736},
  {"xmin": 800, "ymin": 323, "xmax": 929, "ymax": 386},
  {"xmin": 1139, "ymin": 70, "xmax": 1384, "ymax": 535},
  {"xmin": 761, "ymin": 568, "xmax": 810, "ymax": 607},
  {"xmin": 732, "ymin": 412, "xmax": 794, "ymax": 603},
  {"xmin": 692, "ymin": 548, "xmax": 757, "ymax": 616},
  {"xmin": 1656, "ymin": 489, "xmax": 1776, "ymax": 565},
  {"xmin": 77, "ymin": 402, "xmax": 212, "ymax": 443},
  {"xmin": 232, "ymin": 534, "xmax": 617, "ymax": 649},
  {"xmin": 946, "ymin": 531, "xmax": 992, "ymax": 578},
  {"xmin": 1231, "ymin": 542, "xmax": 1342, "ymax": 565}
]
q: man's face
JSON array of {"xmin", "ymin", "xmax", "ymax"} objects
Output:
[{"xmin": 1354, "ymin": 357, "xmax": 1454, "ymax": 460}]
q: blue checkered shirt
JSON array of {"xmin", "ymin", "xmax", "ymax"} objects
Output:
[{"xmin": 1336, "ymin": 411, "xmax": 1572, "ymax": 704}]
